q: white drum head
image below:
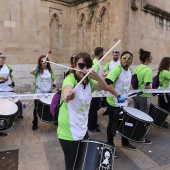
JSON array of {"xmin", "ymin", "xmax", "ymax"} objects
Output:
[
  {"xmin": 123, "ymin": 107, "xmax": 153, "ymax": 122},
  {"xmin": 0, "ymin": 99, "xmax": 18, "ymax": 115},
  {"xmin": 0, "ymin": 92, "xmax": 18, "ymax": 103},
  {"xmin": 40, "ymin": 98, "xmax": 52, "ymax": 105}
]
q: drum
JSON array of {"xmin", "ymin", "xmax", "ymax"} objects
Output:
[
  {"xmin": 74, "ymin": 140, "xmax": 115, "ymax": 170},
  {"xmin": 0, "ymin": 99, "xmax": 18, "ymax": 132},
  {"xmin": 0, "ymin": 92, "xmax": 20, "ymax": 116},
  {"xmin": 117, "ymin": 107, "xmax": 153, "ymax": 142},
  {"xmin": 149, "ymin": 104, "xmax": 170, "ymax": 128},
  {"xmin": 37, "ymin": 98, "xmax": 57, "ymax": 123}
]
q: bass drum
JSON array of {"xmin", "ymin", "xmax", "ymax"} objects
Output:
[
  {"xmin": 149, "ymin": 104, "xmax": 170, "ymax": 128},
  {"xmin": 37, "ymin": 98, "xmax": 57, "ymax": 123},
  {"xmin": 0, "ymin": 99, "xmax": 18, "ymax": 132},
  {"xmin": 117, "ymin": 107, "xmax": 153, "ymax": 142},
  {"xmin": 74, "ymin": 140, "xmax": 115, "ymax": 170}
]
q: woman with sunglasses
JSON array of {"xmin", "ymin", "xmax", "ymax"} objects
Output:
[
  {"xmin": 57, "ymin": 52, "xmax": 107, "ymax": 170},
  {"xmin": 133, "ymin": 48, "xmax": 153, "ymax": 144},
  {"xmin": 30, "ymin": 55, "xmax": 56, "ymax": 130}
]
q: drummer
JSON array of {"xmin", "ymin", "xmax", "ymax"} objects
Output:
[
  {"xmin": 133, "ymin": 49, "xmax": 152, "ymax": 143},
  {"xmin": 157, "ymin": 57, "xmax": 170, "ymax": 128},
  {"xmin": 105, "ymin": 51, "xmax": 136, "ymax": 154},
  {"xmin": 0, "ymin": 53, "xmax": 23, "ymax": 136},
  {"xmin": 30, "ymin": 55, "xmax": 56, "ymax": 130},
  {"xmin": 57, "ymin": 52, "xmax": 107, "ymax": 170}
]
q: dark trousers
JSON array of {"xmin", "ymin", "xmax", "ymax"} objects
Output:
[
  {"xmin": 88, "ymin": 97, "xmax": 100, "ymax": 130},
  {"xmin": 158, "ymin": 94, "xmax": 170, "ymax": 112},
  {"xmin": 59, "ymin": 132, "xmax": 89, "ymax": 170},
  {"xmin": 33, "ymin": 99, "xmax": 38, "ymax": 124},
  {"xmin": 107, "ymin": 105, "xmax": 129, "ymax": 145},
  {"xmin": 16, "ymin": 100, "xmax": 23, "ymax": 117}
]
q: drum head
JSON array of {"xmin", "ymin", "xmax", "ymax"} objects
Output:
[
  {"xmin": 123, "ymin": 107, "xmax": 153, "ymax": 122},
  {"xmin": 0, "ymin": 99, "xmax": 18, "ymax": 115},
  {"xmin": 39, "ymin": 98, "xmax": 52, "ymax": 105},
  {"xmin": 0, "ymin": 92, "xmax": 18, "ymax": 103}
]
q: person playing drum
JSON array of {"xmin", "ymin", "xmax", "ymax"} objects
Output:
[
  {"xmin": 133, "ymin": 49, "xmax": 152, "ymax": 143},
  {"xmin": 57, "ymin": 52, "xmax": 107, "ymax": 170},
  {"xmin": 105, "ymin": 51, "xmax": 136, "ymax": 154},
  {"xmin": 30, "ymin": 55, "xmax": 57, "ymax": 130},
  {"xmin": 0, "ymin": 53, "xmax": 23, "ymax": 136},
  {"xmin": 157, "ymin": 57, "xmax": 170, "ymax": 128}
]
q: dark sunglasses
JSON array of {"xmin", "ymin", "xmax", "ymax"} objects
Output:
[
  {"xmin": 77, "ymin": 63, "xmax": 92, "ymax": 69},
  {"xmin": 122, "ymin": 56, "xmax": 133, "ymax": 60},
  {"xmin": 0, "ymin": 57, "xmax": 6, "ymax": 60},
  {"xmin": 113, "ymin": 50, "xmax": 119, "ymax": 53}
]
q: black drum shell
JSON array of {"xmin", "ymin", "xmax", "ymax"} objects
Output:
[
  {"xmin": 74, "ymin": 140, "xmax": 115, "ymax": 170},
  {"xmin": 0, "ymin": 112, "xmax": 18, "ymax": 132},
  {"xmin": 37, "ymin": 100, "xmax": 57, "ymax": 123},
  {"xmin": 117, "ymin": 109, "xmax": 152, "ymax": 142},
  {"xmin": 149, "ymin": 104, "xmax": 169, "ymax": 127}
]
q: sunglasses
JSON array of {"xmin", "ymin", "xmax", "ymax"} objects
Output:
[
  {"xmin": 77, "ymin": 63, "xmax": 92, "ymax": 69},
  {"xmin": 122, "ymin": 56, "xmax": 133, "ymax": 60},
  {"xmin": 113, "ymin": 50, "xmax": 119, "ymax": 53},
  {"xmin": 0, "ymin": 57, "xmax": 6, "ymax": 60}
]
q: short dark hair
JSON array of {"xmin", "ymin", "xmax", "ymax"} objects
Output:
[
  {"xmin": 94, "ymin": 47, "xmax": 104, "ymax": 56},
  {"xmin": 139, "ymin": 49, "xmax": 151, "ymax": 62},
  {"xmin": 121, "ymin": 51, "xmax": 133, "ymax": 58},
  {"xmin": 113, "ymin": 50, "xmax": 119, "ymax": 53}
]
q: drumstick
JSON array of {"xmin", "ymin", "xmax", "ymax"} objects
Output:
[
  {"xmin": 73, "ymin": 40, "xmax": 121, "ymax": 91},
  {"xmin": 46, "ymin": 60, "xmax": 82, "ymax": 72},
  {"xmin": 43, "ymin": 50, "xmax": 51, "ymax": 63}
]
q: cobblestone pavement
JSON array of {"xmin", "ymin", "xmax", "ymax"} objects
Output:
[{"xmin": 0, "ymin": 99, "xmax": 170, "ymax": 170}]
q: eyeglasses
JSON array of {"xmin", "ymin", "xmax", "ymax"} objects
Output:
[
  {"xmin": 0, "ymin": 57, "xmax": 6, "ymax": 60},
  {"xmin": 77, "ymin": 63, "xmax": 92, "ymax": 69},
  {"xmin": 113, "ymin": 50, "xmax": 119, "ymax": 53},
  {"xmin": 122, "ymin": 56, "xmax": 133, "ymax": 60}
]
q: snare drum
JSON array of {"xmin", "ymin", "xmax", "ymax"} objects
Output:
[
  {"xmin": 149, "ymin": 104, "xmax": 170, "ymax": 128},
  {"xmin": 74, "ymin": 140, "xmax": 115, "ymax": 170},
  {"xmin": 37, "ymin": 98, "xmax": 57, "ymax": 123},
  {"xmin": 0, "ymin": 99, "xmax": 18, "ymax": 132},
  {"xmin": 117, "ymin": 107, "xmax": 153, "ymax": 142},
  {"xmin": 0, "ymin": 92, "xmax": 20, "ymax": 116}
]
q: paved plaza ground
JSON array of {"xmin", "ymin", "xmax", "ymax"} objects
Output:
[{"xmin": 0, "ymin": 97, "xmax": 170, "ymax": 170}]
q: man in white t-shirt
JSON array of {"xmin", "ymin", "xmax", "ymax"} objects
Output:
[{"xmin": 102, "ymin": 50, "xmax": 120, "ymax": 115}]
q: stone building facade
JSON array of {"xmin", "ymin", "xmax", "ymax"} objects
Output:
[{"xmin": 0, "ymin": 0, "xmax": 170, "ymax": 91}]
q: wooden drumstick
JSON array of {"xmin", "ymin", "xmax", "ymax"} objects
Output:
[
  {"xmin": 73, "ymin": 39, "xmax": 121, "ymax": 91},
  {"xmin": 43, "ymin": 50, "xmax": 51, "ymax": 63}
]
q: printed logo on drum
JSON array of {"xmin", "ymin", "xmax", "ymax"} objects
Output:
[
  {"xmin": 97, "ymin": 145, "xmax": 114, "ymax": 170},
  {"xmin": 0, "ymin": 119, "xmax": 9, "ymax": 130}
]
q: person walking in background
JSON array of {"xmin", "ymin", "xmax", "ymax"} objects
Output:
[
  {"xmin": 30, "ymin": 55, "xmax": 56, "ymax": 130},
  {"xmin": 133, "ymin": 48, "xmax": 153, "ymax": 144},
  {"xmin": 57, "ymin": 52, "xmax": 107, "ymax": 170},
  {"xmin": 106, "ymin": 51, "xmax": 136, "ymax": 156},
  {"xmin": 88, "ymin": 47, "xmax": 104, "ymax": 132},
  {"xmin": 102, "ymin": 49, "xmax": 120, "ymax": 115}
]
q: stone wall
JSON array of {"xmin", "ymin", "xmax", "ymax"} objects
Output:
[{"xmin": 0, "ymin": 0, "xmax": 170, "ymax": 92}]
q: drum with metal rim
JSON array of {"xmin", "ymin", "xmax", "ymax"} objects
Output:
[
  {"xmin": 117, "ymin": 107, "xmax": 153, "ymax": 142},
  {"xmin": 149, "ymin": 104, "xmax": 170, "ymax": 128},
  {"xmin": 74, "ymin": 139, "xmax": 115, "ymax": 170},
  {"xmin": 37, "ymin": 98, "xmax": 57, "ymax": 123},
  {"xmin": 0, "ymin": 99, "xmax": 18, "ymax": 132}
]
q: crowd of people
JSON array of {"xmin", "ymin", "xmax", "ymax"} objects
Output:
[{"xmin": 0, "ymin": 48, "xmax": 170, "ymax": 170}]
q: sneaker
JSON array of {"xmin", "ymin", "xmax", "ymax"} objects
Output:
[
  {"xmin": 88, "ymin": 128, "xmax": 100, "ymax": 133},
  {"xmin": 32, "ymin": 123, "xmax": 38, "ymax": 131},
  {"xmin": 102, "ymin": 110, "xmax": 109, "ymax": 115},
  {"xmin": 162, "ymin": 123, "xmax": 169, "ymax": 128},
  {"xmin": 142, "ymin": 138, "xmax": 152, "ymax": 144},
  {"xmin": 122, "ymin": 142, "xmax": 137, "ymax": 151},
  {"xmin": 0, "ymin": 132, "xmax": 7, "ymax": 137},
  {"xmin": 17, "ymin": 115, "xmax": 24, "ymax": 119}
]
